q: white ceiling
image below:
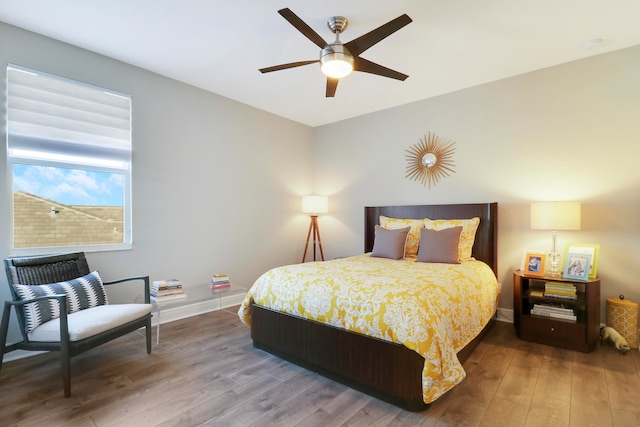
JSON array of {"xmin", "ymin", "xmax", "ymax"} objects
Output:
[{"xmin": 1, "ymin": 1, "xmax": 639, "ymax": 127}]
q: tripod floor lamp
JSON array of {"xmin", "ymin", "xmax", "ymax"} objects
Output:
[{"xmin": 302, "ymin": 195, "xmax": 328, "ymax": 262}]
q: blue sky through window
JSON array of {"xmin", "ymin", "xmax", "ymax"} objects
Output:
[{"xmin": 13, "ymin": 164, "xmax": 124, "ymax": 206}]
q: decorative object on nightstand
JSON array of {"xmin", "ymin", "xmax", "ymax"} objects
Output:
[
  {"xmin": 523, "ymin": 252, "xmax": 546, "ymax": 278},
  {"xmin": 563, "ymin": 243, "xmax": 600, "ymax": 279},
  {"xmin": 562, "ymin": 252, "xmax": 592, "ymax": 281},
  {"xmin": 513, "ymin": 270, "xmax": 600, "ymax": 352},
  {"xmin": 405, "ymin": 132, "xmax": 456, "ymax": 189},
  {"xmin": 530, "ymin": 201, "xmax": 581, "ymax": 278},
  {"xmin": 301, "ymin": 195, "xmax": 328, "ymax": 262}
]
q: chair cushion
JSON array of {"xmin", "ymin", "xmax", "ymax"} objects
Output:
[
  {"xmin": 13, "ymin": 271, "xmax": 109, "ymax": 333},
  {"xmin": 28, "ymin": 304, "xmax": 153, "ymax": 342}
]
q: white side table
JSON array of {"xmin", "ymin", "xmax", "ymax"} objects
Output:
[
  {"xmin": 152, "ymin": 284, "xmax": 246, "ymax": 344},
  {"xmin": 151, "ymin": 296, "xmax": 185, "ymax": 345},
  {"xmin": 210, "ymin": 284, "xmax": 247, "ymax": 313}
]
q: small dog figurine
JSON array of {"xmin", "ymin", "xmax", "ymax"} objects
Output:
[{"xmin": 600, "ymin": 326, "xmax": 630, "ymax": 355}]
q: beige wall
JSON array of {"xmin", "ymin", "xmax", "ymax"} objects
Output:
[
  {"xmin": 313, "ymin": 45, "xmax": 640, "ymax": 321},
  {"xmin": 0, "ymin": 22, "xmax": 315, "ymax": 339}
]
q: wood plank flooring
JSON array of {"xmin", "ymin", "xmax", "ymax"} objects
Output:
[{"xmin": 1, "ymin": 307, "xmax": 640, "ymax": 426}]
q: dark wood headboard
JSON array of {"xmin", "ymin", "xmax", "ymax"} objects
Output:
[{"xmin": 364, "ymin": 203, "xmax": 498, "ymax": 276}]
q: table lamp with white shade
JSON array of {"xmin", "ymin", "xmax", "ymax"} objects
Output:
[{"xmin": 530, "ymin": 201, "xmax": 581, "ymax": 278}]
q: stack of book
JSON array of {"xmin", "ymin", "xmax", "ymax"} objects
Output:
[
  {"xmin": 151, "ymin": 279, "xmax": 186, "ymax": 302},
  {"xmin": 211, "ymin": 273, "xmax": 231, "ymax": 291},
  {"xmin": 544, "ymin": 281, "xmax": 577, "ymax": 300},
  {"xmin": 531, "ymin": 303, "xmax": 577, "ymax": 321}
]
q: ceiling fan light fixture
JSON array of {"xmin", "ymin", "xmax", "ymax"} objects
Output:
[
  {"xmin": 261, "ymin": 9, "xmax": 412, "ymax": 96},
  {"xmin": 320, "ymin": 44, "xmax": 354, "ymax": 78}
]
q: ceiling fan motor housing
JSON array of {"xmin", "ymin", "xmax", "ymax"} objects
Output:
[{"xmin": 327, "ymin": 16, "xmax": 348, "ymax": 34}]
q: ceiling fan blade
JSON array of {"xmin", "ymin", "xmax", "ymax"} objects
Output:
[
  {"xmin": 326, "ymin": 78, "xmax": 339, "ymax": 97},
  {"xmin": 259, "ymin": 60, "xmax": 319, "ymax": 73},
  {"xmin": 344, "ymin": 14, "xmax": 412, "ymax": 56},
  {"xmin": 278, "ymin": 8, "xmax": 328, "ymax": 49},
  {"xmin": 353, "ymin": 57, "xmax": 408, "ymax": 81}
]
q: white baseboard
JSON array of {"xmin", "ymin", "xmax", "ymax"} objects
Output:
[{"xmin": 496, "ymin": 307, "xmax": 514, "ymax": 324}]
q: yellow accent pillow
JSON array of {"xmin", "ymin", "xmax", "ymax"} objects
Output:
[
  {"xmin": 379, "ymin": 216, "xmax": 424, "ymax": 258},
  {"xmin": 422, "ymin": 217, "xmax": 480, "ymax": 261}
]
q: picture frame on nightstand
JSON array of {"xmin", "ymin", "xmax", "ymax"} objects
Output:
[
  {"xmin": 563, "ymin": 252, "xmax": 592, "ymax": 281},
  {"xmin": 523, "ymin": 252, "xmax": 546, "ymax": 277},
  {"xmin": 563, "ymin": 243, "xmax": 599, "ymax": 279}
]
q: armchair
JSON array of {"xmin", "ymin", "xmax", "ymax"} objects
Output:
[{"xmin": 0, "ymin": 252, "xmax": 152, "ymax": 397}]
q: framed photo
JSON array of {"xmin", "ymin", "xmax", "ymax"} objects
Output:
[
  {"xmin": 523, "ymin": 252, "xmax": 546, "ymax": 277},
  {"xmin": 520, "ymin": 249, "xmax": 544, "ymax": 271},
  {"xmin": 563, "ymin": 243, "xmax": 599, "ymax": 279},
  {"xmin": 563, "ymin": 252, "xmax": 592, "ymax": 281}
]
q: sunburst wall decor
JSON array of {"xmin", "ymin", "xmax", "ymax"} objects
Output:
[{"xmin": 405, "ymin": 132, "xmax": 456, "ymax": 189}]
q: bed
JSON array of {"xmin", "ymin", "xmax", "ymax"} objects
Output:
[{"xmin": 239, "ymin": 202, "xmax": 498, "ymax": 411}]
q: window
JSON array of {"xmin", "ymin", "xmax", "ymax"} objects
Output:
[{"xmin": 6, "ymin": 64, "xmax": 132, "ymax": 253}]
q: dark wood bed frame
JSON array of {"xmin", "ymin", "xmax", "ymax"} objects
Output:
[{"xmin": 251, "ymin": 203, "xmax": 498, "ymax": 411}]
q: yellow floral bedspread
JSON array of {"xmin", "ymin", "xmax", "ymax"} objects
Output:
[{"xmin": 238, "ymin": 254, "xmax": 499, "ymax": 403}]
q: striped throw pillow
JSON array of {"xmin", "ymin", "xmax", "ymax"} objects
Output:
[{"xmin": 13, "ymin": 271, "xmax": 108, "ymax": 333}]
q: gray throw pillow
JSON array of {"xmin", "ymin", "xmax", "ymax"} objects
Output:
[
  {"xmin": 370, "ymin": 225, "xmax": 411, "ymax": 260},
  {"xmin": 417, "ymin": 226, "xmax": 463, "ymax": 264},
  {"xmin": 13, "ymin": 271, "xmax": 108, "ymax": 333}
]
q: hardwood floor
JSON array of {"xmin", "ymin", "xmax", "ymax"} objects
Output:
[{"xmin": 2, "ymin": 307, "xmax": 640, "ymax": 426}]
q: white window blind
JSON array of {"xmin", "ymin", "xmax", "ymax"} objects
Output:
[{"xmin": 7, "ymin": 64, "xmax": 131, "ymax": 169}]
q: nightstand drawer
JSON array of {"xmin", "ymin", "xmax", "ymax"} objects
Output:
[{"xmin": 522, "ymin": 316, "xmax": 586, "ymax": 343}]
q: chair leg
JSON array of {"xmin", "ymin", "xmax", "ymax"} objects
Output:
[
  {"xmin": 61, "ymin": 355, "xmax": 71, "ymax": 397},
  {"xmin": 145, "ymin": 319, "xmax": 152, "ymax": 353},
  {"xmin": 0, "ymin": 303, "xmax": 11, "ymax": 374}
]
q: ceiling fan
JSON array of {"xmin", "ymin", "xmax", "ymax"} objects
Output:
[{"xmin": 259, "ymin": 8, "xmax": 412, "ymax": 97}]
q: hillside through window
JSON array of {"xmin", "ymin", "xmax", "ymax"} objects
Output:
[{"xmin": 6, "ymin": 65, "xmax": 132, "ymax": 253}]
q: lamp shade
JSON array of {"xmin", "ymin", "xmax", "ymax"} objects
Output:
[
  {"xmin": 302, "ymin": 195, "xmax": 328, "ymax": 214},
  {"xmin": 320, "ymin": 44, "xmax": 353, "ymax": 78},
  {"xmin": 530, "ymin": 201, "xmax": 581, "ymax": 231}
]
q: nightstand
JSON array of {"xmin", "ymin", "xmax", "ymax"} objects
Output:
[{"xmin": 513, "ymin": 270, "xmax": 600, "ymax": 352}]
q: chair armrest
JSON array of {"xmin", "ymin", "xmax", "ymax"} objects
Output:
[
  {"xmin": 4, "ymin": 293, "xmax": 67, "ymax": 307},
  {"xmin": 1, "ymin": 294, "xmax": 70, "ymax": 348},
  {"xmin": 103, "ymin": 275, "xmax": 151, "ymax": 304}
]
